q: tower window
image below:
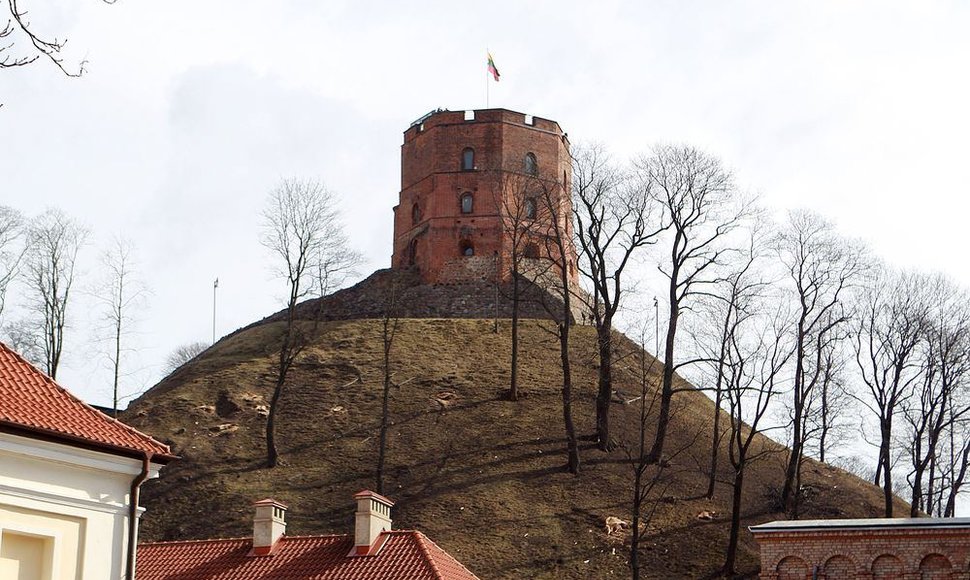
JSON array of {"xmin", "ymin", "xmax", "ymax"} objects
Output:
[
  {"xmin": 407, "ymin": 239, "xmax": 418, "ymax": 266},
  {"xmin": 525, "ymin": 153, "xmax": 538, "ymax": 176},
  {"xmin": 460, "ymin": 240, "xmax": 475, "ymax": 256},
  {"xmin": 524, "ymin": 243, "xmax": 539, "ymax": 259},
  {"xmin": 525, "ymin": 198, "xmax": 537, "ymax": 220},
  {"xmin": 411, "ymin": 203, "xmax": 421, "ymax": 225},
  {"xmin": 461, "ymin": 148, "xmax": 475, "ymax": 171},
  {"xmin": 461, "ymin": 193, "xmax": 474, "ymax": 214}
]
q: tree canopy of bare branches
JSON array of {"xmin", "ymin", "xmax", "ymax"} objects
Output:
[
  {"xmin": 853, "ymin": 268, "xmax": 930, "ymax": 517},
  {"xmin": 776, "ymin": 209, "xmax": 868, "ymax": 513},
  {"xmin": 0, "ymin": 205, "xmax": 25, "ymax": 319},
  {"xmin": 572, "ymin": 144, "xmax": 664, "ymax": 451},
  {"xmin": 638, "ymin": 144, "xmax": 746, "ymax": 463},
  {"xmin": 23, "ymin": 208, "xmax": 88, "ymax": 378},
  {"xmin": 261, "ymin": 178, "xmax": 361, "ymax": 467}
]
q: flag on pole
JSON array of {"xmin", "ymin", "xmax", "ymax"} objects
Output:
[{"xmin": 487, "ymin": 52, "xmax": 500, "ymax": 82}]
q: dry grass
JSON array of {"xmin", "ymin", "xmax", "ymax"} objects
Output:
[{"xmin": 126, "ymin": 318, "xmax": 898, "ymax": 579}]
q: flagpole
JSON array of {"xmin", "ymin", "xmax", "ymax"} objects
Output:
[{"xmin": 485, "ymin": 47, "xmax": 489, "ymax": 108}]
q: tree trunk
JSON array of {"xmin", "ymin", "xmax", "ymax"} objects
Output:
[
  {"xmin": 266, "ymin": 375, "xmax": 285, "ymax": 468},
  {"xmin": 707, "ymin": 386, "xmax": 723, "ymax": 500},
  {"xmin": 881, "ymin": 418, "xmax": 894, "ymax": 517},
  {"xmin": 509, "ymin": 273, "xmax": 519, "ymax": 402},
  {"xmin": 377, "ymin": 328, "xmax": 392, "ymax": 494},
  {"xmin": 724, "ymin": 467, "xmax": 744, "ymax": 575},
  {"xmin": 648, "ymin": 288, "xmax": 679, "ymax": 463},
  {"xmin": 561, "ymin": 320, "xmax": 580, "ymax": 474},
  {"xmin": 595, "ymin": 315, "xmax": 613, "ymax": 451},
  {"xmin": 630, "ymin": 466, "xmax": 642, "ymax": 580},
  {"xmin": 782, "ymin": 317, "xmax": 807, "ymax": 511}
]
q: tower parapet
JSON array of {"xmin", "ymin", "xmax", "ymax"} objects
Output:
[{"xmin": 391, "ymin": 108, "xmax": 579, "ymax": 287}]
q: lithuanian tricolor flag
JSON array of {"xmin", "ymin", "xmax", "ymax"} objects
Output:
[{"xmin": 487, "ymin": 52, "xmax": 500, "ymax": 82}]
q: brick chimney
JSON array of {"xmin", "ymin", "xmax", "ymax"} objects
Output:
[
  {"xmin": 353, "ymin": 490, "xmax": 394, "ymax": 555},
  {"xmin": 252, "ymin": 498, "xmax": 287, "ymax": 556}
]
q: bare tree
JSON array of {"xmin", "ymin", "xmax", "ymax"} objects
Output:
[
  {"xmin": 164, "ymin": 340, "xmax": 209, "ymax": 373},
  {"xmin": 572, "ymin": 144, "xmax": 664, "ymax": 450},
  {"xmin": 903, "ymin": 275, "xmax": 970, "ymax": 516},
  {"xmin": 723, "ymin": 301, "xmax": 793, "ymax": 574},
  {"xmin": 0, "ymin": 205, "xmax": 25, "ymax": 319},
  {"xmin": 525, "ymin": 177, "xmax": 581, "ymax": 474},
  {"xmin": 853, "ymin": 268, "xmax": 929, "ymax": 517},
  {"xmin": 777, "ymin": 209, "xmax": 867, "ymax": 514},
  {"xmin": 639, "ymin": 144, "xmax": 746, "ymax": 463},
  {"xmin": 376, "ymin": 273, "xmax": 405, "ymax": 495},
  {"xmin": 92, "ymin": 237, "xmax": 148, "ymax": 417},
  {"xmin": 697, "ymin": 227, "xmax": 769, "ymax": 499},
  {"xmin": 496, "ymin": 172, "xmax": 546, "ymax": 401},
  {"xmin": 0, "ymin": 0, "xmax": 111, "ymax": 75},
  {"xmin": 3, "ymin": 317, "xmax": 43, "ymax": 365},
  {"xmin": 24, "ymin": 208, "xmax": 88, "ymax": 378},
  {"xmin": 261, "ymin": 178, "xmax": 360, "ymax": 468}
]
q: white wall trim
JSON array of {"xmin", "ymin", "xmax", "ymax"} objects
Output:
[{"xmin": 0, "ymin": 432, "xmax": 162, "ymax": 478}]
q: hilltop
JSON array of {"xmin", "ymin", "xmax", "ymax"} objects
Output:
[{"xmin": 124, "ymin": 292, "xmax": 899, "ymax": 579}]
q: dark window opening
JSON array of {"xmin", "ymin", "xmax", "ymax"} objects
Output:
[
  {"xmin": 460, "ymin": 240, "xmax": 475, "ymax": 256},
  {"xmin": 524, "ymin": 243, "xmax": 539, "ymax": 259},
  {"xmin": 411, "ymin": 203, "xmax": 421, "ymax": 225},
  {"xmin": 407, "ymin": 239, "xmax": 418, "ymax": 266},
  {"xmin": 525, "ymin": 153, "xmax": 538, "ymax": 176},
  {"xmin": 461, "ymin": 148, "xmax": 475, "ymax": 171},
  {"xmin": 461, "ymin": 193, "xmax": 474, "ymax": 214},
  {"xmin": 525, "ymin": 198, "xmax": 537, "ymax": 219}
]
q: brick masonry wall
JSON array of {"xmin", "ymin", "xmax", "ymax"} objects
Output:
[
  {"xmin": 391, "ymin": 108, "xmax": 578, "ymax": 288},
  {"xmin": 753, "ymin": 527, "xmax": 970, "ymax": 579}
]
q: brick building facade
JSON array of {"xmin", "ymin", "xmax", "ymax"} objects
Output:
[
  {"xmin": 391, "ymin": 108, "xmax": 579, "ymax": 287},
  {"xmin": 751, "ymin": 518, "xmax": 970, "ymax": 579}
]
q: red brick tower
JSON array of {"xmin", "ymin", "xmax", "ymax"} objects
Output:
[{"xmin": 391, "ymin": 108, "xmax": 579, "ymax": 287}]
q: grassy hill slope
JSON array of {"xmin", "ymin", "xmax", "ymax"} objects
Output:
[{"xmin": 125, "ymin": 318, "xmax": 899, "ymax": 579}]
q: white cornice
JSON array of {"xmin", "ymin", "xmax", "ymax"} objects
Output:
[{"xmin": 0, "ymin": 432, "xmax": 162, "ymax": 478}]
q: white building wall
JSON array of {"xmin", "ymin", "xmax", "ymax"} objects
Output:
[{"xmin": 0, "ymin": 432, "xmax": 161, "ymax": 580}]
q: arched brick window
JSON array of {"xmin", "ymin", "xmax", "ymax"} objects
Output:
[
  {"xmin": 776, "ymin": 556, "xmax": 808, "ymax": 580},
  {"xmin": 461, "ymin": 148, "xmax": 475, "ymax": 171},
  {"xmin": 919, "ymin": 553, "xmax": 952, "ymax": 579},
  {"xmin": 823, "ymin": 555, "xmax": 856, "ymax": 579},
  {"xmin": 871, "ymin": 554, "xmax": 904, "ymax": 580},
  {"xmin": 411, "ymin": 203, "xmax": 421, "ymax": 225},
  {"xmin": 459, "ymin": 240, "xmax": 474, "ymax": 257},
  {"xmin": 525, "ymin": 198, "xmax": 537, "ymax": 220},
  {"xmin": 524, "ymin": 152, "xmax": 538, "ymax": 176},
  {"xmin": 461, "ymin": 193, "xmax": 474, "ymax": 214}
]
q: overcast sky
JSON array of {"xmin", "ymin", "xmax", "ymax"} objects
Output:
[{"xmin": 2, "ymin": 1, "xmax": 968, "ymax": 412}]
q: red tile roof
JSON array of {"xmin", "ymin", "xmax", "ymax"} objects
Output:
[
  {"xmin": 0, "ymin": 342, "xmax": 174, "ymax": 461},
  {"xmin": 136, "ymin": 531, "xmax": 480, "ymax": 580}
]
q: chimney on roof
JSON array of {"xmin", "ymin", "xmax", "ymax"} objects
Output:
[
  {"xmin": 354, "ymin": 490, "xmax": 393, "ymax": 555},
  {"xmin": 252, "ymin": 498, "xmax": 287, "ymax": 555}
]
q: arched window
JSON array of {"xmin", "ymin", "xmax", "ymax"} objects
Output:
[
  {"xmin": 411, "ymin": 203, "xmax": 421, "ymax": 225},
  {"xmin": 461, "ymin": 193, "xmax": 474, "ymax": 214},
  {"xmin": 459, "ymin": 240, "xmax": 474, "ymax": 256},
  {"xmin": 524, "ymin": 243, "xmax": 539, "ymax": 259},
  {"xmin": 461, "ymin": 148, "xmax": 475, "ymax": 171},
  {"xmin": 407, "ymin": 239, "xmax": 418, "ymax": 266},
  {"xmin": 524, "ymin": 152, "xmax": 538, "ymax": 176},
  {"xmin": 525, "ymin": 198, "xmax": 537, "ymax": 220}
]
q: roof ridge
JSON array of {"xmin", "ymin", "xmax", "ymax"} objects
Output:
[
  {"xmin": 140, "ymin": 532, "xmax": 358, "ymax": 547},
  {"xmin": 411, "ymin": 530, "xmax": 447, "ymax": 580},
  {"xmin": 413, "ymin": 531, "xmax": 479, "ymax": 579}
]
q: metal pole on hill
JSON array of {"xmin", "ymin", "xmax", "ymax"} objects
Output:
[{"xmin": 213, "ymin": 278, "xmax": 219, "ymax": 344}]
